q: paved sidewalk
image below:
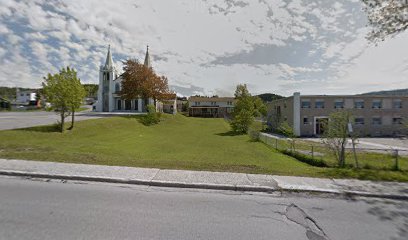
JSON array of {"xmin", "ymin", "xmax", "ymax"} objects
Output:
[{"xmin": 0, "ymin": 159, "xmax": 407, "ymax": 199}]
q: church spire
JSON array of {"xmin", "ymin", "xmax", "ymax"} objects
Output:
[
  {"xmin": 144, "ymin": 45, "xmax": 151, "ymax": 68},
  {"xmin": 104, "ymin": 44, "xmax": 113, "ymax": 69}
]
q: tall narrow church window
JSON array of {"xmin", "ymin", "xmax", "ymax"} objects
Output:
[
  {"xmin": 115, "ymin": 83, "xmax": 120, "ymax": 93},
  {"xmin": 107, "ymin": 73, "xmax": 110, "ymax": 81},
  {"xmin": 134, "ymin": 99, "xmax": 138, "ymax": 110}
]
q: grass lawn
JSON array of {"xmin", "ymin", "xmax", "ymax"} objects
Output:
[
  {"xmin": 265, "ymin": 138, "xmax": 408, "ymax": 171},
  {"xmin": 0, "ymin": 114, "xmax": 407, "ymax": 181}
]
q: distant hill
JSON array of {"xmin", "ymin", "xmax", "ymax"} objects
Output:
[
  {"xmin": 362, "ymin": 89, "xmax": 408, "ymax": 96},
  {"xmin": 255, "ymin": 93, "xmax": 285, "ymax": 102}
]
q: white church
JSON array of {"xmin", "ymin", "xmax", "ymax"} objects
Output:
[{"xmin": 95, "ymin": 45, "xmax": 159, "ymax": 112}]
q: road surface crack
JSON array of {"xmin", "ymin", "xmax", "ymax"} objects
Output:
[{"xmin": 284, "ymin": 204, "xmax": 330, "ymax": 240}]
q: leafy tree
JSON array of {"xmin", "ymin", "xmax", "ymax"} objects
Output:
[
  {"xmin": 121, "ymin": 59, "xmax": 170, "ymax": 108},
  {"xmin": 253, "ymin": 96, "xmax": 267, "ymax": 130},
  {"xmin": 255, "ymin": 93, "xmax": 284, "ymax": 102},
  {"xmin": 230, "ymin": 84, "xmax": 266, "ymax": 133},
  {"xmin": 322, "ymin": 111, "xmax": 358, "ymax": 168},
  {"xmin": 83, "ymin": 84, "xmax": 98, "ymax": 98},
  {"xmin": 230, "ymin": 84, "xmax": 255, "ymax": 133},
  {"xmin": 42, "ymin": 67, "xmax": 85, "ymax": 132},
  {"xmin": 278, "ymin": 121, "xmax": 295, "ymax": 138},
  {"xmin": 182, "ymin": 101, "xmax": 189, "ymax": 112},
  {"xmin": 253, "ymin": 97, "xmax": 267, "ymax": 117},
  {"xmin": 362, "ymin": 0, "xmax": 408, "ymax": 42},
  {"xmin": 61, "ymin": 68, "xmax": 86, "ymax": 130}
]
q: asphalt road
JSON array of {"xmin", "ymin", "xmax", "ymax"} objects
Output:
[
  {"xmin": 0, "ymin": 176, "xmax": 407, "ymax": 240},
  {"xmin": 0, "ymin": 110, "xmax": 102, "ymax": 130}
]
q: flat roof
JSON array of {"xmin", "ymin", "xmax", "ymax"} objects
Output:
[
  {"xmin": 189, "ymin": 96, "xmax": 235, "ymax": 102},
  {"xmin": 269, "ymin": 94, "xmax": 408, "ymax": 103}
]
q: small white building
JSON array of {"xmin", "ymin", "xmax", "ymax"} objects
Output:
[
  {"xmin": 16, "ymin": 89, "xmax": 36, "ymax": 104},
  {"xmin": 95, "ymin": 45, "xmax": 157, "ymax": 112}
]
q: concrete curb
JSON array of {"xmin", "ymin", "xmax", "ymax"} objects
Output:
[
  {"xmin": 1, "ymin": 170, "xmax": 407, "ymax": 200},
  {"xmin": 0, "ymin": 170, "xmax": 274, "ymax": 193}
]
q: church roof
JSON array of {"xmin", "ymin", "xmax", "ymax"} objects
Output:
[
  {"xmin": 104, "ymin": 45, "xmax": 114, "ymax": 69},
  {"xmin": 144, "ymin": 45, "xmax": 151, "ymax": 68}
]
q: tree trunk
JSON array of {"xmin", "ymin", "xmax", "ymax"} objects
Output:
[
  {"xmin": 70, "ymin": 109, "xmax": 75, "ymax": 130},
  {"xmin": 339, "ymin": 144, "xmax": 346, "ymax": 167},
  {"xmin": 60, "ymin": 111, "xmax": 65, "ymax": 133}
]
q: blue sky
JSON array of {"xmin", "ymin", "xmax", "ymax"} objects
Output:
[{"xmin": 0, "ymin": 0, "xmax": 407, "ymax": 96}]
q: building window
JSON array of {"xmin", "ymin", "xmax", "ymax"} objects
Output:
[
  {"xmin": 372, "ymin": 100, "xmax": 382, "ymax": 109},
  {"xmin": 354, "ymin": 100, "xmax": 364, "ymax": 109},
  {"xmin": 334, "ymin": 100, "xmax": 344, "ymax": 109},
  {"xmin": 195, "ymin": 102, "xmax": 200, "ymax": 106},
  {"xmin": 227, "ymin": 101, "xmax": 233, "ymax": 105},
  {"xmin": 303, "ymin": 117, "xmax": 309, "ymax": 125},
  {"xmin": 393, "ymin": 117, "xmax": 403, "ymax": 125},
  {"xmin": 211, "ymin": 101, "xmax": 217, "ymax": 106},
  {"xmin": 372, "ymin": 117, "xmax": 382, "ymax": 125},
  {"xmin": 301, "ymin": 100, "xmax": 311, "ymax": 108},
  {"xmin": 284, "ymin": 102, "xmax": 287, "ymax": 108},
  {"xmin": 227, "ymin": 107, "xmax": 233, "ymax": 113},
  {"xmin": 315, "ymin": 100, "xmax": 325, "ymax": 109},
  {"xmin": 115, "ymin": 83, "xmax": 120, "ymax": 93},
  {"xmin": 355, "ymin": 117, "xmax": 365, "ymax": 125},
  {"xmin": 107, "ymin": 73, "xmax": 110, "ymax": 81},
  {"xmin": 393, "ymin": 99, "xmax": 402, "ymax": 109}
]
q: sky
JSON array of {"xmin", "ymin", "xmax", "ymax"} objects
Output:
[{"xmin": 0, "ymin": 0, "xmax": 407, "ymax": 97}]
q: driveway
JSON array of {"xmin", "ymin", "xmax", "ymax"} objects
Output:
[{"xmin": 0, "ymin": 110, "xmax": 104, "ymax": 130}]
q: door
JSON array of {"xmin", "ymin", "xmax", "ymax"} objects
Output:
[
  {"xmin": 103, "ymin": 94, "xmax": 109, "ymax": 112},
  {"xmin": 125, "ymin": 100, "xmax": 131, "ymax": 110},
  {"xmin": 117, "ymin": 99, "xmax": 122, "ymax": 110},
  {"xmin": 315, "ymin": 117, "xmax": 328, "ymax": 135}
]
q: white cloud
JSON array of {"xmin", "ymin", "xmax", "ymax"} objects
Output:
[{"xmin": 0, "ymin": 0, "xmax": 407, "ymax": 97}]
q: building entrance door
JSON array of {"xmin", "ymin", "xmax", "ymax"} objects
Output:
[
  {"xmin": 125, "ymin": 100, "xmax": 131, "ymax": 110},
  {"xmin": 117, "ymin": 99, "xmax": 122, "ymax": 110},
  {"xmin": 315, "ymin": 117, "xmax": 328, "ymax": 136}
]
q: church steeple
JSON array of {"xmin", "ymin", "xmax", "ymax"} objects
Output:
[
  {"xmin": 104, "ymin": 44, "xmax": 113, "ymax": 69},
  {"xmin": 144, "ymin": 45, "xmax": 151, "ymax": 68}
]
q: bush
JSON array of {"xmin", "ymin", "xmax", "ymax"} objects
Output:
[
  {"xmin": 277, "ymin": 121, "xmax": 295, "ymax": 137},
  {"xmin": 231, "ymin": 110, "xmax": 254, "ymax": 133},
  {"xmin": 140, "ymin": 104, "xmax": 161, "ymax": 126},
  {"xmin": 248, "ymin": 129, "xmax": 260, "ymax": 141},
  {"xmin": 281, "ymin": 149, "xmax": 328, "ymax": 167}
]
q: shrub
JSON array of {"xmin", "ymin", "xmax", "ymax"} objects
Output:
[
  {"xmin": 140, "ymin": 104, "xmax": 161, "ymax": 126},
  {"xmin": 281, "ymin": 149, "xmax": 328, "ymax": 167},
  {"xmin": 277, "ymin": 121, "xmax": 295, "ymax": 138},
  {"xmin": 248, "ymin": 129, "xmax": 260, "ymax": 141}
]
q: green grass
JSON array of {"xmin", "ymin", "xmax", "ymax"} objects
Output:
[
  {"xmin": 266, "ymin": 138, "xmax": 408, "ymax": 171},
  {"xmin": 0, "ymin": 114, "xmax": 407, "ymax": 181}
]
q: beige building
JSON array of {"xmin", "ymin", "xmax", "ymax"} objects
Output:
[
  {"xmin": 188, "ymin": 96, "xmax": 235, "ymax": 118},
  {"xmin": 267, "ymin": 92, "xmax": 408, "ymax": 137}
]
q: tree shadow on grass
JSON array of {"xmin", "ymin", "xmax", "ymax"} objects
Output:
[
  {"xmin": 215, "ymin": 131, "xmax": 245, "ymax": 137},
  {"xmin": 119, "ymin": 115, "xmax": 144, "ymax": 120},
  {"xmin": 15, "ymin": 124, "xmax": 61, "ymax": 133}
]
